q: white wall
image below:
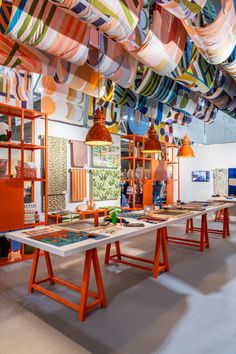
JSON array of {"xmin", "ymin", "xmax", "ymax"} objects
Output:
[
  {"xmin": 180, "ymin": 142, "xmax": 236, "ymax": 202},
  {"xmin": 35, "ymin": 119, "xmax": 120, "ymax": 216}
]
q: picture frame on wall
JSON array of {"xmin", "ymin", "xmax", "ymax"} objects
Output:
[{"xmin": 192, "ymin": 171, "xmax": 210, "ymax": 182}]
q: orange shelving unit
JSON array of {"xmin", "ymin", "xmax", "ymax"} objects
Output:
[
  {"xmin": 121, "ymin": 134, "xmax": 180, "ymax": 209},
  {"xmin": 0, "ymin": 103, "xmax": 48, "ymax": 266}
]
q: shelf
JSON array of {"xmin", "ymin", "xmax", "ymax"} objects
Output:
[
  {"xmin": 0, "ymin": 178, "xmax": 46, "ymax": 182},
  {"xmin": 168, "ymin": 162, "xmax": 178, "ymax": 164},
  {"xmin": 121, "ymin": 157, "xmax": 152, "ymax": 161},
  {"xmin": 0, "ymin": 141, "xmax": 46, "ymax": 150},
  {"xmin": 0, "ymin": 102, "xmax": 45, "ymax": 119},
  {"xmin": 23, "ymin": 221, "xmax": 46, "ymax": 229}
]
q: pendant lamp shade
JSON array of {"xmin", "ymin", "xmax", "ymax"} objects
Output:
[
  {"xmin": 85, "ymin": 108, "xmax": 112, "ymax": 146},
  {"xmin": 177, "ymin": 134, "xmax": 195, "ymax": 158},
  {"xmin": 143, "ymin": 125, "xmax": 162, "ymax": 153}
]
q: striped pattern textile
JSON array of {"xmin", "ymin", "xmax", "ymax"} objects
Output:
[
  {"xmin": 71, "ymin": 169, "xmax": 87, "ymax": 202},
  {"xmin": 181, "ymin": 0, "xmax": 236, "ymax": 65},
  {"xmin": 0, "ymin": 3, "xmax": 11, "ymax": 33},
  {"xmin": 48, "ymin": 0, "xmax": 144, "ymax": 43},
  {"xmin": 153, "ymin": 0, "xmax": 206, "ymax": 19},
  {"xmin": 193, "ymin": 97, "xmax": 218, "ymax": 123},
  {"xmin": 2, "ymin": 0, "xmax": 90, "ymax": 65}
]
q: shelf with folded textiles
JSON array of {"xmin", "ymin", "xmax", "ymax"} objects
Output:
[{"xmin": 0, "ymin": 103, "xmax": 48, "ymax": 266}]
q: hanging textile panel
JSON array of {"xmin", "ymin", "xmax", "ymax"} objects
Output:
[
  {"xmin": 48, "ymin": 0, "xmax": 144, "ymax": 43},
  {"xmin": 71, "ymin": 140, "xmax": 88, "ymax": 168},
  {"xmin": 71, "ymin": 169, "xmax": 87, "ymax": 202},
  {"xmin": 181, "ymin": 0, "xmax": 236, "ymax": 65},
  {"xmin": 223, "ymin": 47, "xmax": 236, "ymax": 82},
  {"xmin": 213, "ymin": 169, "xmax": 228, "ymax": 196},
  {"xmin": 88, "ymin": 30, "xmax": 138, "ymax": 88},
  {"xmin": 43, "ymin": 194, "xmax": 66, "ymax": 212},
  {"xmin": 41, "ymin": 76, "xmax": 86, "ymax": 125},
  {"xmin": 228, "ymin": 168, "xmax": 236, "ymax": 195},
  {"xmin": 91, "ymin": 169, "xmax": 120, "ymax": 201},
  {"xmin": 132, "ymin": 5, "xmax": 187, "ymax": 75},
  {"xmin": 0, "ymin": 67, "xmax": 32, "ymax": 108},
  {"xmin": 92, "ymin": 146, "xmax": 120, "ymax": 169},
  {"xmin": 154, "ymin": 122, "xmax": 173, "ymax": 143},
  {"xmin": 44, "ymin": 136, "xmax": 68, "ymax": 195},
  {"xmin": 153, "ymin": 0, "xmax": 206, "ymax": 19},
  {"xmin": 2, "ymin": 0, "xmax": 90, "ymax": 65}
]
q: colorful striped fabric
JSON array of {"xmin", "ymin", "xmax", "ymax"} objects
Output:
[
  {"xmin": 193, "ymin": 97, "xmax": 218, "ymax": 123},
  {"xmin": 181, "ymin": 0, "xmax": 236, "ymax": 65},
  {"xmin": 2, "ymin": 0, "xmax": 90, "ymax": 65},
  {"xmin": 169, "ymin": 41, "xmax": 218, "ymax": 93},
  {"xmin": 153, "ymin": 0, "xmax": 206, "ymax": 19},
  {"xmin": 48, "ymin": 0, "xmax": 144, "ymax": 43},
  {"xmin": 223, "ymin": 46, "xmax": 236, "ymax": 81},
  {"xmin": 130, "ymin": 5, "xmax": 187, "ymax": 75}
]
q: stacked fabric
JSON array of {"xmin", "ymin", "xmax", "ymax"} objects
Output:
[{"xmin": 24, "ymin": 203, "xmax": 37, "ymax": 225}]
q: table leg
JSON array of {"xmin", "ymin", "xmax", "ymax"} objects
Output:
[
  {"xmin": 153, "ymin": 228, "xmax": 169, "ymax": 278},
  {"xmin": 104, "ymin": 244, "xmax": 111, "ymax": 265},
  {"xmin": 44, "ymin": 251, "xmax": 55, "ymax": 285},
  {"xmin": 78, "ymin": 250, "xmax": 92, "ymax": 321},
  {"xmin": 223, "ymin": 208, "xmax": 230, "ymax": 238},
  {"xmin": 92, "ymin": 249, "xmax": 107, "ymax": 308},
  {"xmin": 28, "ymin": 248, "xmax": 40, "ymax": 293}
]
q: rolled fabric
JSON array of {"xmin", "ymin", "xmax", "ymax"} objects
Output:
[
  {"xmin": 170, "ymin": 85, "xmax": 199, "ymax": 115},
  {"xmin": 0, "ymin": 35, "xmax": 105, "ymax": 97},
  {"xmin": 1, "ymin": 0, "xmax": 90, "ymax": 65},
  {"xmin": 169, "ymin": 40, "xmax": 218, "ymax": 94},
  {"xmin": 193, "ymin": 96, "xmax": 218, "ymax": 123},
  {"xmin": 153, "ymin": 0, "xmax": 207, "ymax": 19},
  {"xmin": 181, "ymin": 0, "xmax": 236, "ymax": 65},
  {"xmin": 128, "ymin": 4, "xmax": 187, "ymax": 75},
  {"xmin": 87, "ymin": 30, "xmax": 138, "ymax": 88},
  {"xmin": 223, "ymin": 46, "xmax": 236, "ymax": 81},
  {"xmin": 48, "ymin": 0, "xmax": 144, "ymax": 43}
]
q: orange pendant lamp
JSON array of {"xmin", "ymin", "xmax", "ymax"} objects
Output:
[
  {"xmin": 85, "ymin": 107, "xmax": 112, "ymax": 146},
  {"xmin": 177, "ymin": 134, "xmax": 195, "ymax": 158},
  {"xmin": 143, "ymin": 125, "xmax": 162, "ymax": 153}
]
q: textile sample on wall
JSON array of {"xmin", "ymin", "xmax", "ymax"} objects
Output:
[
  {"xmin": 228, "ymin": 168, "xmax": 236, "ymax": 196},
  {"xmin": 213, "ymin": 169, "xmax": 228, "ymax": 196},
  {"xmin": 41, "ymin": 76, "xmax": 86, "ymax": 126},
  {"xmin": 71, "ymin": 169, "xmax": 87, "ymax": 202},
  {"xmin": 91, "ymin": 169, "xmax": 120, "ymax": 201},
  {"xmin": 43, "ymin": 194, "xmax": 66, "ymax": 212},
  {"xmin": 71, "ymin": 140, "xmax": 88, "ymax": 167},
  {"xmin": 0, "ymin": 67, "xmax": 32, "ymax": 108},
  {"xmin": 92, "ymin": 146, "xmax": 120, "ymax": 169}
]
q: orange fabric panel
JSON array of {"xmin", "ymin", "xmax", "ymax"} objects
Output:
[
  {"xmin": 71, "ymin": 169, "xmax": 87, "ymax": 202},
  {"xmin": 0, "ymin": 179, "xmax": 24, "ymax": 232}
]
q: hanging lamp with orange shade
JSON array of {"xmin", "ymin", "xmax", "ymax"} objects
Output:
[
  {"xmin": 177, "ymin": 134, "xmax": 195, "ymax": 158},
  {"xmin": 142, "ymin": 125, "xmax": 162, "ymax": 153}
]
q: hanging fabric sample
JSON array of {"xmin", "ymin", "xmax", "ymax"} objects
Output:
[
  {"xmin": 181, "ymin": 0, "xmax": 236, "ymax": 65},
  {"xmin": 91, "ymin": 169, "xmax": 120, "ymax": 201},
  {"xmin": 0, "ymin": 67, "xmax": 32, "ymax": 107},
  {"xmin": 154, "ymin": 122, "xmax": 173, "ymax": 143},
  {"xmin": 193, "ymin": 97, "xmax": 218, "ymax": 123},
  {"xmin": 92, "ymin": 146, "xmax": 120, "ymax": 169},
  {"xmin": 1, "ymin": 0, "xmax": 90, "ymax": 65},
  {"xmin": 223, "ymin": 47, "xmax": 236, "ymax": 82},
  {"xmin": 43, "ymin": 194, "xmax": 66, "ymax": 212},
  {"xmin": 71, "ymin": 140, "xmax": 88, "ymax": 168},
  {"xmin": 71, "ymin": 169, "xmax": 87, "ymax": 202},
  {"xmin": 228, "ymin": 168, "xmax": 236, "ymax": 196},
  {"xmin": 153, "ymin": 0, "xmax": 207, "ymax": 19},
  {"xmin": 213, "ymin": 169, "xmax": 228, "ymax": 196}
]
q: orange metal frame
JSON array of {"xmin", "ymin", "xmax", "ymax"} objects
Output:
[
  {"xmin": 167, "ymin": 214, "xmax": 209, "ymax": 252},
  {"xmin": 29, "ymin": 248, "xmax": 107, "ymax": 321},
  {"xmin": 186, "ymin": 208, "xmax": 230, "ymax": 239},
  {"xmin": 104, "ymin": 228, "xmax": 169, "ymax": 278}
]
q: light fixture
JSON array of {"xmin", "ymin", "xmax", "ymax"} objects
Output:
[
  {"xmin": 143, "ymin": 125, "xmax": 162, "ymax": 153},
  {"xmin": 85, "ymin": 31, "xmax": 113, "ymax": 146},
  {"xmin": 177, "ymin": 134, "xmax": 195, "ymax": 158}
]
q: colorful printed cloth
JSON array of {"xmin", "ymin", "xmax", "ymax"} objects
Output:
[
  {"xmin": 154, "ymin": 122, "xmax": 173, "ymax": 143},
  {"xmin": 91, "ymin": 169, "xmax": 120, "ymax": 201},
  {"xmin": 153, "ymin": 0, "xmax": 206, "ymax": 19},
  {"xmin": 2, "ymin": 0, "xmax": 90, "ymax": 65}
]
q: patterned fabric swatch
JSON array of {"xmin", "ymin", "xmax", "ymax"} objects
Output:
[
  {"xmin": 71, "ymin": 140, "xmax": 88, "ymax": 168},
  {"xmin": 92, "ymin": 146, "xmax": 120, "ymax": 169},
  {"xmin": 153, "ymin": 0, "xmax": 206, "ymax": 19},
  {"xmin": 213, "ymin": 169, "xmax": 228, "ymax": 196},
  {"xmin": 71, "ymin": 169, "xmax": 87, "ymax": 202},
  {"xmin": 228, "ymin": 168, "xmax": 236, "ymax": 196},
  {"xmin": 154, "ymin": 122, "xmax": 173, "ymax": 143},
  {"xmin": 43, "ymin": 194, "xmax": 66, "ymax": 212},
  {"xmin": 91, "ymin": 169, "xmax": 120, "ymax": 201}
]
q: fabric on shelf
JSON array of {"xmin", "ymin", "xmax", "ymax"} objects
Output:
[
  {"xmin": 153, "ymin": 0, "xmax": 206, "ymax": 19},
  {"xmin": 228, "ymin": 168, "xmax": 236, "ymax": 195},
  {"xmin": 48, "ymin": 0, "xmax": 144, "ymax": 43},
  {"xmin": 71, "ymin": 140, "xmax": 88, "ymax": 167},
  {"xmin": 181, "ymin": 0, "xmax": 236, "ymax": 65},
  {"xmin": 213, "ymin": 169, "xmax": 228, "ymax": 196},
  {"xmin": 1, "ymin": 0, "xmax": 90, "ymax": 65},
  {"xmin": 130, "ymin": 5, "xmax": 187, "ymax": 75},
  {"xmin": 70, "ymin": 169, "xmax": 87, "ymax": 202},
  {"xmin": 91, "ymin": 169, "xmax": 120, "ymax": 201}
]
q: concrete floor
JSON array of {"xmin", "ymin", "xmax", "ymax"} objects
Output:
[{"xmin": 1, "ymin": 220, "xmax": 236, "ymax": 354}]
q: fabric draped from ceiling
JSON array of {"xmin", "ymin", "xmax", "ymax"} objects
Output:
[
  {"xmin": 128, "ymin": 5, "xmax": 187, "ymax": 75},
  {"xmin": 48, "ymin": 0, "xmax": 144, "ymax": 43},
  {"xmin": 223, "ymin": 47, "xmax": 236, "ymax": 82},
  {"xmin": 153, "ymin": 0, "xmax": 207, "ymax": 20},
  {"xmin": 181, "ymin": 0, "xmax": 236, "ymax": 66},
  {"xmin": 1, "ymin": 0, "xmax": 90, "ymax": 65}
]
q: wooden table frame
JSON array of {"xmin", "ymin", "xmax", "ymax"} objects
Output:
[
  {"xmin": 104, "ymin": 227, "xmax": 169, "ymax": 278},
  {"xmin": 186, "ymin": 207, "xmax": 230, "ymax": 239},
  {"xmin": 29, "ymin": 248, "xmax": 107, "ymax": 321}
]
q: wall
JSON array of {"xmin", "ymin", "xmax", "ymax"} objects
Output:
[
  {"xmin": 180, "ymin": 142, "xmax": 236, "ymax": 202},
  {"xmin": 35, "ymin": 119, "xmax": 120, "ymax": 216}
]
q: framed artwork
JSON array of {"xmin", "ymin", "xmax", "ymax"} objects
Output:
[
  {"xmin": 92, "ymin": 146, "xmax": 120, "ymax": 169},
  {"xmin": 192, "ymin": 171, "xmax": 210, "ymax": 182}
]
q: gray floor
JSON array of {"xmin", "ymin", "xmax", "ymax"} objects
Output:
[{"xmin": 1, "ymin": 220, "xmax": 236, "ymax": 354}]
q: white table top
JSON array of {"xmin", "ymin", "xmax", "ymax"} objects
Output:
[
  {"xmin": 209, "ymin": 197, "xmax": 236, "ymax": 203},
  {"xmin": 6, "ymin": 203, "xmax": 234, "ymax": 257}
]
